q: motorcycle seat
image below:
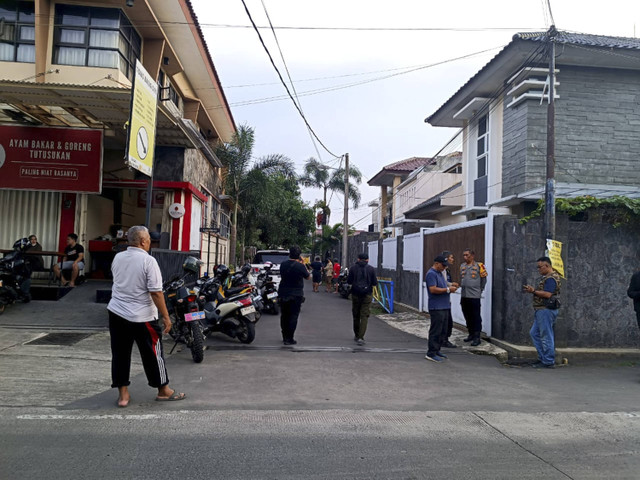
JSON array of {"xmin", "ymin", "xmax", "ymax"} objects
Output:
[{"xmin": 226, "ymin": 286, "xmax": 246, "ymax": 296}]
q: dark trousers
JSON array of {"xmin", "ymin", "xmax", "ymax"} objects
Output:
[
  {"xmin": 109, "ymin": 310, "xmax": 168, "ymax": 389},
  {"xmin": 461, "ymin": 297, "xmax": 482, "ymax": 338},
  {"xmin": 280, "ymin": 296, "xmax": 303, "ymax": 341},
  {"xmin": 445, "ymin": 309, "xmax": 453, "ymax": 340},
  {"xmin": 428, "ymin": 309, "xmax": 449, "ymax": 356},
  {"xmin": 352, "ymin": 294, "xmax": 372, "ymax": 339}
]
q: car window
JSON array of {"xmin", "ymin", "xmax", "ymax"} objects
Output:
[{"xmin": 253, "ymin": 253, "xmax": 289, "ymax": 264}]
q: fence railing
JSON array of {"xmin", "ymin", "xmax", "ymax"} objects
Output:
[{"xmin": 373, "ymin": 280, "xmax": 394, "ymax": 314}]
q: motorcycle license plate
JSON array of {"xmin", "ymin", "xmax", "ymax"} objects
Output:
[
  {"xmin": 240, "ymin": 306, "xmax": 255, "ymax": 315},
  {"xmin": 267, "ymin": 292, "xmax": 278, "ymax": 299},
  {"xmin": 184, "ymin": 311, "xmax": 205, "ymax": 322}
]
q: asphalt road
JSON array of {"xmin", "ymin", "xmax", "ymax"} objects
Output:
[{"xmin": 1, "ymin": 281, "xmax": 639, "ymax": 479}]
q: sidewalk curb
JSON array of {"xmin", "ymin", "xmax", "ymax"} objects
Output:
[
  {"xmin": 490, "ymin": 337, "xmax": 640, "ymax": 365},
  {"xmin": 375, "ymin": 312, "xmax": 509, "ymax": 363}
]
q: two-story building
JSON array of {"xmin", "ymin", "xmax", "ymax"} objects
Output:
[
  {"xmin": 423, "ymin": 30, "xmax": 640, "ymax": 348},
  {"xmin": 0, "ymin": 0, "xmax": 235, "ymax": 273}
]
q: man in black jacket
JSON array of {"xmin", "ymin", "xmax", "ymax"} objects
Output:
[
  {"xmin": 278, "ymin": 245, "xmax": 310, "ymax": 345},
  {"xmin": 627, "ymin": 270, "xmax": 640, "ymax": 331},
  {"xmin": 347, "ymin": 253, "xmax": 378, "ymax": 345}
]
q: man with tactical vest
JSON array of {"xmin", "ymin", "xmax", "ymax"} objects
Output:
[
  {"xmin": 460, "ymin": 248, "xmax": 487, "ymax": 346},
  {"xmin": 523, "ymin": 256, "xmax": 561, "ymax": 369}
]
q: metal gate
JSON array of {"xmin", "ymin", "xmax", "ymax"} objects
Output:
[{"xmin": 421, "ymin": 218, "xmax": 493, "ymax": 336}]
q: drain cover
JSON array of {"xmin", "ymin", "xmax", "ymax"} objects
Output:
[{"xmin": 26, "ymin": 332, "xmax": 93, "ymax": 346}]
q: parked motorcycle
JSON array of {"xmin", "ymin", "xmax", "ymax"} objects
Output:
[
  {"xmin": 0, "ymin": 238, "xmax": 33, "ymax": 314},
  {"xmin": 255, "ymin": 261, "xmax": 279, "ymax": 315},
  {"xmin": 164, "ymin": 257, "xmax": 206, "ymax": 363},
  {"xmin": 218, "ymin": 264, "xmax": 263, "ymax": 319},
  {"xmin": 337, "ymin": 267, "xmax": 351, "ymax": 299},
  {"xmin": 196, "ymin": 265, "xmax": 259, "ymax": 344}
]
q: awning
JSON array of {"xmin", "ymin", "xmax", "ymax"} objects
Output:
[
  {"xmin": 0, "ymin": 80, "xmax": 220, "ymax": 166},
  {"xmin": 404, "ymin": 182, "xmax": 464, "ymax": 219}
]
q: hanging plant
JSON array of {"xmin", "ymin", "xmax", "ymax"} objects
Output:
[{"xmin": 519, "ymin": 195, "xmax": 640, "ymax": 227}]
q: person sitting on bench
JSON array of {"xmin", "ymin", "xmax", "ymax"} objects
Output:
[
  {"xmin": 53, "ymin": 233, "xmax": 85, "ymax": 287},
  {"xmin": 26, "ymin": 234, "xmax": 44, "ymax": 272}
]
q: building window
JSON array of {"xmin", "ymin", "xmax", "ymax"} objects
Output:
[
  {"xmin": 158, "ymin": 70, "xmax": 181, "ymax": 109},
  {"xmin": 476, "ymin": 114, "xmax": 489, "ymax": 179},
  {"xmin": 0, "ymin": 1, "xmax": 35, "ymax": 63},
  {"xmin": 52, "ymin": 5, "xmax": 141, "ymax": 80}
]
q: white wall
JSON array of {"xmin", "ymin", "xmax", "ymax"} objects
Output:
[
  {"xmin": 382, "ymin": 237, "xmax": 397, "ymax": 269},
  {"xmin": 368, "ymin": 241, "xmax": 378, "ymax": 268},
  {"xmin": 402, "ymin": 233, "xmax": 422, "ymax": 272}
]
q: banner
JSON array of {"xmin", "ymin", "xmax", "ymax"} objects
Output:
[
  {"xmin": 546, "ymin": 239, "xmax": 565, "ymax": 278},
  {"xmin": 0, "ymin": 125, "xmax": 102, "ymax": 193},
  {"xmin": 126, "ymin": 60, "xmax": 158, "ymax": 176}
]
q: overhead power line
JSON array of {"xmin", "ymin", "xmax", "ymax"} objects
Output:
[
  {"xmin": 222, "ymin": 45, "xmax": 504, "ymax": 108},
  {"xmin": 259, "ymin": 0, "xmax": 324, "ymax": 163},
  {"xmin": 239, "ymin": 0, "xmax": 341, "ymax": 159}
]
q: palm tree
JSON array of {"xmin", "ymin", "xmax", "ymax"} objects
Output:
[
  {"xmin": 215, "ymin": 124, "xmax": 295, "ymax": 266},
  {"xmin": 299, "ymin": 158, "xmax": 363, "ymax": 224}
]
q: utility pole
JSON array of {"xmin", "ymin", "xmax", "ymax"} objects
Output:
[
  {"xmin": 342, "ymin": 153, "xmax": 349, "ymax": 269},
  {"xmin": 544, "ymin": 25, "xmax": 557, "ymax": 246}
]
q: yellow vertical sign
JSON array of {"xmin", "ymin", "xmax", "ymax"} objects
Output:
[
  {"xmin": 127, "ymin": 60, "xmax": 158, "ymax": 176},
  {"xmin": 546, "ymin": 239, "xmax": 565, "ymax": 278}
]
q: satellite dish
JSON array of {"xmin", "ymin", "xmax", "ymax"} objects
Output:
[{"xmin": 168, "ymin": 203, "xmax": 185, "ymax": 218}]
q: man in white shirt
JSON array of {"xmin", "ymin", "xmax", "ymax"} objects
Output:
[{"xmin": 107, "ymin": 225, "xmax": 185, "ymax": 407}]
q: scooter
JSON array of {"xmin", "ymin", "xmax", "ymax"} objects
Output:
[
  {"xmin": 197, "ymin": 272, "xmax": 259, "ymax": 344},
  {"xmin": 337, "ymin": 267, "xmax": 351, "ymax": 299},
  {"xmin": 0, "ymin": 238, "xmax": 33, "ymax": 315},
  {"xmin": 255, "ymin": 262, "xmax": 279, "ymax": 315}
]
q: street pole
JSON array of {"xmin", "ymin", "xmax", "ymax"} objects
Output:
[
  {"xmin": 342, "ymin": 153, "xmax": 349, "ymax": 268},
  {"xmin": 544, "ymin": 25, "xmax": 557, "ymax": 247},
  {"xmin": 206, "ymin": 231, "xmax": 211, "ymax": 275}
]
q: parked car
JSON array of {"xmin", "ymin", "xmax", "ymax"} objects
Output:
[{"xmin": 249, "ymin": 249, "xmax": 289, "ymax": 288}]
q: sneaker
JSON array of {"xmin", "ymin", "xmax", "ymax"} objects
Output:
[
  {"xmin": 435, "ymin": 352, "xmax": 448, "ymax": 359},
  {"xmin": 425, "ymin": 354, "xmax": 443, "ymax": 363},
  {"xmin": 283, "ymin": 339, "xmax": 297, "ymax": 345},
  {"xmin": 443, "ymin": 341, "xmax": 457, "ymax": 348},
  {"xmin": 532, "ymin": 362, "xmax": 555, "ymax": 369},
  {"xmin": 356, "ymin": 338, "xmax": 365, "ymax": 346},
  {"xmin": 470, "ymin": 338, "xmax": 481, "ymax": 346},
  {"xmin": 463, "ymin": 335, "xmax": 473, "ymax": 342},
  {"xmin": 354, "ymin": 335, "xmax": 359, "ymax": 342}
]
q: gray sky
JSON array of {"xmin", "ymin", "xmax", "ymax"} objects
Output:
[{"xmin": 190, "ymin": 0, "xmax": 640, "ymax": 229}]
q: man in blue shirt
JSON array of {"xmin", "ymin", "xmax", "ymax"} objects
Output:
[{"xmin": 425, "ymin": 255, "xmax": 458, "ymax": 362}]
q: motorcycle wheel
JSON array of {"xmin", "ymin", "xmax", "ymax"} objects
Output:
[
  {"xmin": 339, "ymin": 288, "xmax": 350, "ymax": 299},
  {"xmin": 237, "ymin": 318, "xmax": 256, "ymax": 344},
  {"xmin": 269, "ymin": 301, "xmax": 280, "ymax": 315},
  {"xmin": 189, "ymin": 322, "xmax": 205, "ymax": 363}
]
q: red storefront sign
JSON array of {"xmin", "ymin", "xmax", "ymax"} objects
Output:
[{"xmin": 0, "ymin": 125, "xmax": 103, "ymax": 193}]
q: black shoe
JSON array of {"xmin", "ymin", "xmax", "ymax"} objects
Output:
[
  {"xmin": 532, "ymin": 362, "xmax": 555, "ymax": 369},
  {"xmin": 463, "ymin": 335, "xmax": 473, "ymax": 342},
  {"xmin": 470, "ymin": 338, "xmax": 481, "ymax": 346},
  {"xmin": 443, "ymin": 341, "xmax": 457, "ymax": 348},
  {"xmin": 356, "ymin": 338, "xmax": 365, "ymax": 346},
  {"xmin": 283, "ymin": 339, "xmax": 297, "ymax": 345}
]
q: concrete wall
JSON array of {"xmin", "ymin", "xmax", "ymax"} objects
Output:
[
  {"xmin": 492, "ymin": 214, "xmax": 640, "ymax": 348},
  {"xmin": 502, "ymin": 66, "xmax": 640, "ymax": 197}
]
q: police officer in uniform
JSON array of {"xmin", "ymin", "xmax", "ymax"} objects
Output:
[{"xmin": 460, "ymin": 248, "xmax": 487, "ymax": 346}]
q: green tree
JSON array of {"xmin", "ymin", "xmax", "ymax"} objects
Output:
[
  {"xmin": 215, "ymin": 124, "xmax": 296, "ymax": 265},
  {"xmin": 240, "ymin": 174, "xmax": 314, "ymax": 252},
  {"xmin": 299, "ymin": 158, "xmax": 363, "ymax": 224}
]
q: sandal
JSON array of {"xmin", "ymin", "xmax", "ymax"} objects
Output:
[{"xmin": 155, "ymin": 390, "xmax": 186, "ymax": 402}]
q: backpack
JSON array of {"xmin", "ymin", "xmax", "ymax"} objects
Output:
[{"xmin": 351, "ymin": 264, "xmax": 371, "ymax": 296}]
